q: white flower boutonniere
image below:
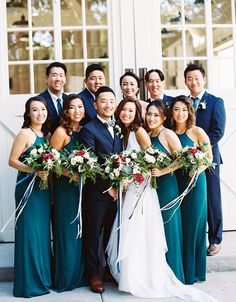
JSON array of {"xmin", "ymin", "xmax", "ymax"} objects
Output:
[
  {"xmin": 198, "ymin": 100, "xmax": 207, "ymax": 111},
  {"xmin": 114, "ymin": 124, "xmax": 123, "ymax": 138}
]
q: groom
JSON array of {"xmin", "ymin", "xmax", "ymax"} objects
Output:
[{"xmin": 79, "ymin": 86, "xmax": 123, "ymax": 293}]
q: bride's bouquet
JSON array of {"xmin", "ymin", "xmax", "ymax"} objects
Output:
[
  {"xmin": 175, "ymin": 142, "xmax": 214, "ymax": 176},
  {"xmin": 102, "ymin": 150, "xmax": 146, "ymax": 190},
  {"xmin": 60, "ymin": 145, "xmax": 101, "ymax": 184},
  {"xmin": 23, "ymin": 143, "xmax": 61, "ymax": 189},
  {"xmin": 139, "ymin": 146, "xmax": 173, "ymax": 188}
]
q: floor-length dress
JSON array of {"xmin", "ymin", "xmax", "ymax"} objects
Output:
[
  {"xmin": 53, "ymin": 131, "xmax": 87, "ymax": 291},
  {"xmin": 107, "ymin": 131, "xmax": 217, "ymax": 301},
  {"xmin": 176, "ymin": 132, "xmax": 207, "ymax": 284},
  {"xmin": 151, "ymin": 136, "xmax": 185, "ymax": 283},
  {"xmin": 14, "ymin": 135, "xmax": 52, "ymax": 298}
]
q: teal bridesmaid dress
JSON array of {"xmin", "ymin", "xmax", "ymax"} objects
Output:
[
  {"xmin": 53, "ymin": 131, "xmax": 87, "ymax": 292},
  {"xmin": 14, "ymin": 135, "xmax": 52, "ymax": 297},
  {"xmin": 176, "ymin": 132, "xmax": 207, "ymax": 284},
  {"xmin": 151, "ymin": 137, "xmax": 185, "ymax": 283}
]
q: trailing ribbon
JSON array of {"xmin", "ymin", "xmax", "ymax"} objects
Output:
[
  {"xmin": 0, "ymin": 173, "xmax": 36, "ymax": 233},
  {"xmin": 116, "ymin": 184, "xmax": 123, "ymax": 273},
  {"xmin": 161, "ymin": 171, "xmax": 198, "ymax": 224},
  {"xmin": 71, "ymin": 175, "xmax": 84, "ymax": 238}
]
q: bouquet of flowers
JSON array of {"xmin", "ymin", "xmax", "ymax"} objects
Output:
[
  {"xmin": 175, "ymin": 142, "xmax": 214, "ymax": 176},
  {"xmin": 23, "ymin": 143, "xmax": 61, "ymax": 189},
  {"xmin": 61, "ymin": 145, "xmax": 101, "ymax": 184},
  {"xmin": 102, "ymin": 150, "xmax": 146, "ymax": 190},
  {"xmin": 139, "ymin": 146, "xmax": 173, "ymax": 188}
]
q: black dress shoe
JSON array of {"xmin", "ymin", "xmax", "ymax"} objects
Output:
[{"xmin": 90, "ymin": 276, "xmax": 105, "ymax": 293}]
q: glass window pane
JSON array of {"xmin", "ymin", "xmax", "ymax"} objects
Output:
[
  {"xmin": 184, "ymin": 0, "xmax": 205, "ymax": 24},
  {"xmin": 86, "ymin": 0, "xmax": 107, "ymax": 25},
  {"xmin": 211, "ymin": 58, "xmax": 234, "ymax": 89},
  {"xmin": 32, "ymin": 0, "xmax": 53, "ymax": 27},
  {"xmin": 186, "ymin": 28, "xmax": 206, "ymax": 56},
  {"xmin": 34, "ymin": 64, "xmax": 48, "ymax": 94},
  {"xmin": 160, "ymin": 0, "xmax": 181, "ymax": 25},
  {"xmin": 163, "ymin": 60, "xmax": 185, "ymax": 90},
  {"xmin": 61, "ymin": 0, "xmax": 82, "ymax": 26},
  {"xmin": 65, "ymin": 63, "xmax": 84, "ymax": 93},
  {"xmin": 7, "ymin": 0, "xmax": 28, "ymax": 28},
  {"xmin": 33, "ymin": 30, "xmax": 54, "ymax": 60},
  {"xmin": 87, "ymin": 30, "xmax": 108, "ymax": 59},
  {"xmin": 162, "ymin": 29, "xmax": 183, "ymax": 58},
  {"xmin": 62, "ymin": 30, "xmax": 83, "ymax": 60},
  {"xmin": 212, "ymin": 0, "xmax": 231, "ymax": 24},
  {"xmin": 8, "ymin": 31, "xmax": 29, "ymax": 61},
  {"xmin": 9, "ymin": 65, "xmax": 30, "ymax": 94},
  {"xmin": 213, "ymin": 28, "xmax": 233, "ymax": 56}
]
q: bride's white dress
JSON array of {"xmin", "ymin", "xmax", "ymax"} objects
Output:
[{"xmin": 106, "ymin": 131, "xmax": 218, "ymax": 302}]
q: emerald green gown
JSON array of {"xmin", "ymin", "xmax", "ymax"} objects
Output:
[
  {"xmin": 176, "ymin": 132, "xmax": 207, "ymax": 284},
  {"xmin": 151, "ymin": 137, "xmax": 185, "ymax": 283},
  {"xmin": 13, "ymin": 135, "xmax": 51, "ymax": 297},
  {"xmin": 53, "ymin": 131, "xmax": 87, "ymax": 292}
]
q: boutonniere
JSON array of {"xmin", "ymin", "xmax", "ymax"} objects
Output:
[
  {"xmin": 197, "ymin": 100, "xmax": 207, "ymax": 111},
  {"xmin": 114, "ymin": 124, "xmax": 123, "ymax": 138}
]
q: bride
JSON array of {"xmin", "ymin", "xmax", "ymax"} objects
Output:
[{"xmin": 106, "ymin": 97, "xmax": 218, "ymax": 302}]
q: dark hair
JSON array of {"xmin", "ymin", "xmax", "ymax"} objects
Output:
[
  {"xmin": 184, "ymin": 63, "xmax": 205, "ymax": 80},
  {"xmin": 146, "ymin": 99, "xmax": 168, "ymax": 121},
  {"xmin": 144, "ymin": 69, "xmax": 165, "ymax": 82},
  {"xmin": 119, "ymin": 71, "xmax": 140, "ymax": 88},
  {"xmin": 45, "ymin": 62, "xmax": 67, "ymax": 76},
  {"xmin": 85, "ymin": 63, "xmax": 105, "ymax": 78},
  {"xmin": 115, "ymin": 98, "xmax": 143, "ymax": 147},
  {"xmin": 60, "ymin": 94, "xmax": 84, "ymax": 137},
  {"xmin": 95, "ymin": 86, "xmax": 115, "ymax": 99},
  {"xmin": 22, "ymin": 96, "xmax": 50, "ymax": 136},
  {"xmin": 169, "ymin": 95, "xmax": 196, "ymax": 131}
]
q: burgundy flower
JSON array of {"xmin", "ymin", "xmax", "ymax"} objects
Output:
[
  {"xmin": 42, "ymin": 153, "xmax": 54, "ymax": 161},
  {"xmin": 76, "ymin": 150, "xmax": 86, "ymax": 156},
  {"xmin": 188, "ymin": 147, "xmax": 198, "ymax": 157},
  {"xmin": 133, "ymin": 173, "xmax": 145, "ymax": 184}
]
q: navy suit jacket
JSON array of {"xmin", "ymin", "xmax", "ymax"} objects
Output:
[
  {"xmin": 146, "ymin": 94, "xmax": 173, "ymax": 106},
  {"xmin": 195, "ymin": 91, "xmax": 226, "ymax": 165},
  {"xmin": 79, "ymin": 117, "xmax": 123, "ymax": 201},
  {"xmin": 78, "ymin": 88, "xmax": 97, "ymax": 125},
  {"xmin": 39, "ymin": 89, "xmax": 67, "ymax": 134}
]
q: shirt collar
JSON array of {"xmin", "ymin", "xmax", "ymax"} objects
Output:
[
  {"xmin": 97, "ymin": 114, "xmax": 111, "ymax": 124},
  {"xmin": 190, "ymin": 90, "xmax": 205, "ymax": 100},
  {"xmin": 47, "ymin": 89, "xmax": 63, "ymax": 102}
]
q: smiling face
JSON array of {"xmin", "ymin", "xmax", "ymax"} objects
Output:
[
  {"xmin": 120, "ymin": 75, "xmax": 139, "ymax": 99},
  {"xmin": 146, "ymin": 105, "xmax": 165, "ymax": 131},
  {"xmin": 172, "ymin": 101, "xmax": 189, "ymax": 125},
  {"xmin": 85, "ymin": 70, "xmax": 105, "ymax": 94},
  {"xmin": 185, "ymin": 69, "xmax": 206, "ymax": 97},
  {"xmin": 94, "ymin": 91, "xmax": 116, "ymax": 121},
  {"xmin": 28, "ymin": 101, "xmax": 48, "ymax": 126},
  {"xmin": 145, "ymin": 71, "xmax": 165, "ymax": 99},
  {"xmin": 66, "ymin": 98, "xmax": 85, "ymax": 124},
  {"xmin": 119, "ymin": 101, "xmax": 136, "ymax": 126},
  {"xmin": 45, "ymin": 67, "xmax": 66, "ymax": 96}
]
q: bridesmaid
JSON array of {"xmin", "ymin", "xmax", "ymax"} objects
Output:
[
  {"xmin": 50, "ymin": 94, "xmax": 87, "ymax": 291},
  {"xmin": 169, "ymin": 95, "xmax": 213, "ymax": 284},
  {"xmin": 120, "ymin": 71, "xmax": 147, "ymax": 118},
  {"xmin": 9, "ymin": 96, "xmax": 51, "ymax": 297},
  {"xmin": 146, "ymin": 100, "xmax": 185, "ymax": 283}
]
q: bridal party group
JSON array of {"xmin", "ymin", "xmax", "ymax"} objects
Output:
[{"xmin": 7, "ymin": 61, "xmax": 226, "ymax": 300}]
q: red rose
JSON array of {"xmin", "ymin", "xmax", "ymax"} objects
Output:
[
  {"xmin": 133, "ymin": 173, "xmax": 145, "ymax": 184},
  {"xmin": 42, "ymin": 153, "xmax": 54, "ymax": 161},
  {"xmin": 188, "ymin": 147, "xmax": 198, "ymax": 157},
  {"xmin": 76, "ymin": 150, "xmax": 86, "ymax": 156}
]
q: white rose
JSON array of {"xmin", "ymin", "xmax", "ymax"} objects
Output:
[
  {"xmin": 105, "ymin": 166, "xmax": 110, "ymax": 173},
  {"xmin": 30, "ymin": 149, "xmax": 38, "ymax": 157},
  {"xmin": 133, "ymin": 167, "xmax": 141, "ymax": 174},
  {"xmin": 114, "ymin": 168, "xmax": 120, "ymax": 177},
  {"xmin": 37, "ymin": 147, "xmax": 44, "ymax": 154},
  {"xmin": 71, "ymin": 157, "xmax": 77, "ymax": 166},
  {"xmin": 146, "ymin": 147, "xmax": 155, "ymax": 154},
  {"xmin": 131, "ymin": 152, "xmax": 137, "ymax": 159},
  {"xmin": 144, "ymin": 154, "xmax": 156, "ymax": 164},
  {"xmin": 75, "ymin": 156, "xmax": 84, "ymax": 163}
]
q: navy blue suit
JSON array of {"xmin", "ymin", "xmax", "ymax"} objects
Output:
[
  {"xmin": 195, "ymin": 91, "xmax": 226, "ymax": 245},
  {"xmin": 79, "ymin": 117, "xmax": 123, "ymax": 278},
  {"xmin": 78, "ymin": 88, "xmax": 97, "ymax": 125},
  {"xmin": 39, "ymin": 89, "xmax": 67, "ymax": 134}
]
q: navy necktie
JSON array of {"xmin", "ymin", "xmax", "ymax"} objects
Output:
[{"xmin": 57, "ymin": 98, "xmax": 63, "ymax": 115}]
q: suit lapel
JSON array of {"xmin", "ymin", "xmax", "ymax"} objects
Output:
[{"xmin": 94, "ymin": 118, "xmax": 114, "ymax": 144}]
